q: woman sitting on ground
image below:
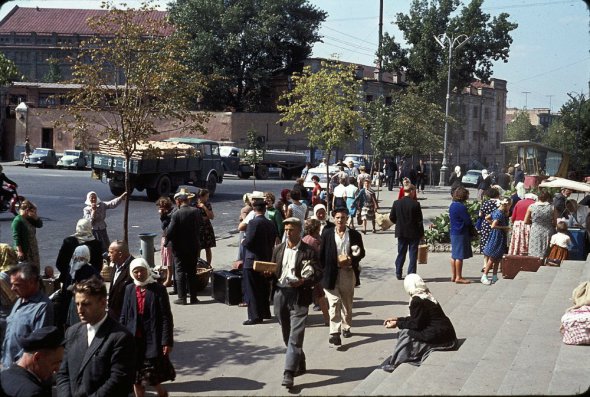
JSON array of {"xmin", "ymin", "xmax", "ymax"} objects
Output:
[
  {"xmin": 560, "ymin": 281, "xmax": 590, "ymax": 345},
  {"xmin": 380, "ymin": 274, "xmax": 458, "ymax": 372}
]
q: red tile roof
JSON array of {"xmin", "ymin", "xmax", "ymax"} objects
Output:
[{"xmin": 0, "ymin": 6, "xmax": 168, "ymax": 35}]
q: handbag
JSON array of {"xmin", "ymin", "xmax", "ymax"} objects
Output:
[
  {"xmin": 560, "ymin": 306, "xmax": 590, "ymax": 345},
  {"xmin": 469, "ymin": 224, "xmax": 479, "ymax": 239}
]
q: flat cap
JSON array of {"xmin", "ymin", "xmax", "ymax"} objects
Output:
[{"xmin": 19, "ymin": 326, "xmax": 64, "ymax": 352}]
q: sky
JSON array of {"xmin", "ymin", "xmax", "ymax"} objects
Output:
[{"xmin": 0, "ymin": 0, "xmax": 588, "ymax": 112}]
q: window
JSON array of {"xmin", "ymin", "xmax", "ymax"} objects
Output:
[
  {"xmin": 484, "ymin": 108, "xmax": 490, "ymax": 120},
  {"xmin": 472, "ymin": 106, "xmax": 478, "ymax": 118},
  {"xmin": 39, "ymin": 94, "xmax": 58, "ymax": 107}
]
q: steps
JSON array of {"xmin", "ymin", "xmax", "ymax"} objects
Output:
[{"xmin": 349, "ymin": 259, "xmax": 590, "ymax": 396}]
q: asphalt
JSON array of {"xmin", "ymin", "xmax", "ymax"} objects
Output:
[{"xmin": 148, "ymin": 184, "xmax": 493, "ymax": 396}]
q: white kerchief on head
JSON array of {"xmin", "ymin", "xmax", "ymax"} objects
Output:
[
  {"xmin": 69, "ymin": 245, "xmax": 91, "ymax": 279},
  {"xmin": 129, "ymin": 258, "xmax": 156, "ymax": 287},
  {"xmin": 403, "ymin": 274, "xmax": 438, "ymax": 305},
  {"xmin": 73, "ymin": 218, "xmax": 95, "ymax": 243},
  {"xmin": 85, "ymin": 191, "xmax": 101, "ymax": 205},
  {"xmin": 454, "ymin": 166, "xmax": 461, "ymax": 177},
  {"xmin": 516, "ymin": 182, "xmax": 525, "ymax": 199}
]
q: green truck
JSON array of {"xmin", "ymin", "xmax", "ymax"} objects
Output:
[{"xmin": 90, "ymin": 137, "xmax": 224, "ymax": 201}]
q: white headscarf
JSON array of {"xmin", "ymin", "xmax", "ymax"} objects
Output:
[
  {"xmin": 568, "ymin": 281, "xmax": 590, "ymax": 311},
  {"xmin": 403, "ymin": 274, "xmax": 438, "ymax": 305},
  {"xmin": 84, "ymin": 191, "xmax": 101, "ymax": 206},
  {"xmin": 72, "ymin": 218, "xmax": 95, "ymax": 243},
  {"xmin": 69, "ymin": 245, "xmax": 90, "ymax": 280},
  {"xmin": 516, "ymin": 182, "xmax": 525, "ymax": 199},
  {"xmin": 481, "ymin": 169, "xmax": 489, "ymax": 179},
  {"xmin": 129, "ymin": 258, "xmax": 156, "ymax": 287},
  {"xmin": 454, "ymin": 166, "xmax": 461, "ymax": 177}
]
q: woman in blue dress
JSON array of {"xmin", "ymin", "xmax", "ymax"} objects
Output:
[{"xmin": 482, "ymin": 198, "xmax": 511, "ymax": 285}]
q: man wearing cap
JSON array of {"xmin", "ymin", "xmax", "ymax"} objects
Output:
[
  {"xmin": 271, "ymin": 217, "xmax": 321, "ymax": 388},
  {"xmin": 389, "ymin": 184, "xmax": 424, "ymax": 280},
  {"xmin": 319, "ymin": 207, "xmax": 365, "ymax": 347},
  {"xmin": 165, "ymin": 188, "xmax": 202, "ymax": 305},
  {"xmin": 57, "ymin": 277, "xmax": 135, "ymax": 397},
  {"xmin": 1, "ymin": 263, "xmax": 53, "ymax": 370},
  {"xmin": 1, "ymin": 326, "xmax": 64, "ymax": 396},
  {"xmin": 241, "ymin": 192, "xmax": 277, "ymax": 325}
]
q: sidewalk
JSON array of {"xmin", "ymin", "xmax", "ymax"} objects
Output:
[{"xmin": 157, "ymin": 186, "xmax": 484, "ymax": 396}]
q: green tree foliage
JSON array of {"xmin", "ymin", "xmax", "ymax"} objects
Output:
[
  {"xmin": 59, "ymin": 1, "xmax": 208, "ymax": 242},
  {"xmin": 542, "ymin": 119, "xmax": 576, "ymax": 157},
  {"xmin": 278, "ymin": 60, "xmax": 366, "ymax": 211},
  {"xmin": 505, "ymin": 110, "xmax": 542, "ymax": 142},
  {"xmin": 42, "ymin": 57, "xmax": 62, "ymax": 83},
  {"xmin": 380, "ymin": 0, "xmax": 517, "ymax": 101},
  {"xmin": 0, "ymin": 52, "xmax": 21, "ymax": 85},
  {"xmin": 366, "ymin": 87, "xmax": 447, "ymax": 160},
  {"xmin": 553, "ymin": 95, "xmax": 590, "ymax": 169},
  {"xmin": 168, "ymin": 0, "xmax": 326, "ymax": 112}
]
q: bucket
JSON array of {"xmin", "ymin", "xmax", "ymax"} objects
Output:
[{"xmin": 418, "ymin": 244, "xmax": 429, "ymax": 264}]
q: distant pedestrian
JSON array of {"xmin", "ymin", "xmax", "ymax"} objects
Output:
[
  {"xmin": 292, "ymin": 178, "xmax": 309, "ymax": 206},
  {"xmin": 332, "ymin": 176, "xmax": 347, "ymax": 210},
  {"xmin": 238, "ymin": 193, "xmax": 253, "ymax": 261},
  {"xmin": 12, "ymin": 200, "xmax": 42, "ymax": 269},
  {"xmin": 476, "ymin": 169, "xmax": 492, "ymax": 201},
  {"xmin": 286, "ymin": 189, "xmax": 307, "ymax": 234},
  {"xmin": 448, "ymin": 166, "xmax": 463, "ymax": 195},
  {"xmin": 355, "ymin": 179, "xmax": 378, "ymax": 234},
  {"xmin": 347, "ymin": 160, "xmax": 359, "ymax": 179},
  {"xmin": 300, "ymin": 162, "xmax": 312, "ymax": 179},
  {"xmin": 310, "ymin": 175, "xmax": 322, "ymax": 207},
  {"xmin": 383, "ymin": 159, "xmax": 397, "ymax": 191},
  {"xmin": 496, "ymin": 167, "xmax": 511, "ymax": 190},
  {"xmin": 513, "ymin": 163, "xmax": 525, "ymax": 186},
  {"xmin": 389, "ymin": 184, "xmax": 424, "ymax": 280},
  {"xmin": 449, "ymin": 187, "xmax": 473, "ymax": 284},
  {"xmin": 416, "ymin": 159, "xmax": 427, "ymax": 193},
  {"xmin": 345, "ymin": 177, "xmax": 359, "ymax": 229},
  {"xmin": 481, "ymin": 198, "xmax": 511, "ymax": 285},
  {"xmin": 508, "ymin": 193, "xmax": 537, "ymax": 255},
  {"xmin": 83, "ymin": 191, "xmax": 127, "ymax": 254},
  {"xmin": 156, "ymin": 197, "xmax": 175, "ymax": 287},
  {"xmin": 357, "ymin": 165, "xmax": 371, "ymax": 188},
  {"xmin": 276, "ymin": 189, "xmax": 291, "ymax": 220},
  {"xmin": 265, "ymin": 192, "xmax": 284, "ymax": 242}
]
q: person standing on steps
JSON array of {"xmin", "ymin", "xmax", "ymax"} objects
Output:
[{"xmin": 389, "ymin": 184, "xmax": 424, "ymax": 281}]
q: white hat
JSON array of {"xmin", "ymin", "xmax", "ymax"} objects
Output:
[
  {"xmin": 514, "ymin": 163, "xmax": 520, "ymax": 168},
  {"xmin": 174, "ymin": 187, "xmax": 195, "ymax": 200},
  {"xmin": 250, "ymin": 191, "xmax": 265, "ymax": 200}
]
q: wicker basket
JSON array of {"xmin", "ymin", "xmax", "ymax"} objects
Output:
[
  {"xmin": 195, "ymin": 259, "xmax": 212, "ymax": 292},
  {"xmin": 100, "ymin": 265, "xmax": 114, "ymax": 282}
]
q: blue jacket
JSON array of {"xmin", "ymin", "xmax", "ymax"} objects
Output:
[{"xmin": 449, "ymin": 201, "xmax": 472, "ymax": 236}]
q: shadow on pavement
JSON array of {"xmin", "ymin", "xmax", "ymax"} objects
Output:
[
  {"xmin": 166, "ymin": 376, "xmax": 265, "ymax": 393},
  {"xmin": 291, "ymin": 366, "xmax": 377, "ymax": 391},
  {"xmin": 171, "ymin": 330, "xmax": 283, "ymax": 377},
  {"xmin": 352, "ymin": 299, "xmax": 406, "ymax": 309}
]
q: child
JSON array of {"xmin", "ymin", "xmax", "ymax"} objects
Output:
[
  {"xmin": 546, "ymin": 221, "xmax": 572, "ymax": 266},
  {"xmin": 42, "ymin": 265, "xmax": 55, "ymax": 279},
  {"xmin": 197, "ymin": 189, "xmax": 216, "ymax": 266},
  {"xmin": 482, "ymin": 197, "xmax": 511, "ymax": 285}
]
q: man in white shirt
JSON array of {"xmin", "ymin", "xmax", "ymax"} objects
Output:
[
  {"xmin": 57, "ymin": 277, "xmax": 135, "ymax": 397},
  {"xmin": 271, "ymin": 218, "xmax": 320, "ymax": 389}
]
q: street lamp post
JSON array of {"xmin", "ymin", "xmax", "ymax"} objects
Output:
[{"xmin": 434, "ymin": 33, "xmax": 469, "ymax": 186}]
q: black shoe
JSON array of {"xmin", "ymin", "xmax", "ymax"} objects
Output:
[
  {"xmin": 190, "ymin": 297, "xmax": 199, "ymax": 304},
  {"xmin": 168, "ymin": 290, "xmax": 178, "ymax": 296},
  {"xmin": 243, "ymin": 319, "xmax": 262, "ymax": 325},
  {"xmin": 396, "ymin": 274, "xmax": 403, "ymax": 280},
  {"xmin": 173, "ymin": 298, "xmax": 186, "ymax": 305},
  {"xmin": 282, "ymin": 371, "xmax": 294, "ymax": 388},
  {"xmin": 329, "ymin": 333, "xmax": 342, "ymax": 347},
  {"xmin": 342, "ymin": 329, "xmax": 352, "ymax": 338}
]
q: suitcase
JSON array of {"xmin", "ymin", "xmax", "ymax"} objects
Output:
[
  {"xmin": 211, "ymin": 270, "xmax": 242, "ymax": 305},
  {"xmin": 568, "ymin": 228, "xmax": 588, "ymax": 261},
  {"xmin": 501, "ymin": 255, "xmax": 542, "ymax": 279}
]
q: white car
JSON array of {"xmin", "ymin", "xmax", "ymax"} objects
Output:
[
  {"xmin": 304, "ymin": 165, "xmax": 350, "ymax": 190},
  {"xmin": 57, "ymin": 150, "xmax": 88, "ymax": 169},
  {"xmin": 461, "ymin": 169, "xmax": 482, "ymax": 187}
]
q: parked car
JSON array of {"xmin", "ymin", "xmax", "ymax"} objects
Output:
[
  {"xmin": 23, "ymin": 148, "xmax": 58, "ymax": 168},
  {"xmin": 461, "ymin": 169, "xmax": 482, "ymax": 187},
  {"xmin": 343, "ymin": 153, "xmax": 372, "ymax": 169},
  {"xmin": 303, "ymin": 165, "xmax": 350, "ymax": 190},
  {"xmin": 57, "ymin": 149, "xmax": 88, "ymax": 169}
]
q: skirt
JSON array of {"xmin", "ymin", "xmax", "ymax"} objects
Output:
[
  {"xmin": 450, "ymin": 233, "xmax": 473, "ymax": 260},
  {"xmin": 135, "ymin": 337, "xmax": 176, "ymax": 386},
  {"xmin": 380, "ymin": 328, "xmax": 457, "ymax": 372},
  {"xmin": 508, "ymin": 221, "xmax": 531, "ymax": 255},
  {"xmin": 361, "ymin": 205, "xmax": 375, "ymax": 221},
  {"xmin": 160, "ymin": 237, "xmax": 173, "ymax": 269},
  {"xmin": 546, "ymin": 245, "xmax": 568, "ymax": 266}
]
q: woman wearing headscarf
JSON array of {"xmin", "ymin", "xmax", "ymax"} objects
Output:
[
  {"xmin": 524, "ymin": 190, "xmax": 556, "ymax": 258},
  {"xmin": 120, "ymin": 258, "xmax": 175, "ymax": 397},
  {"xmin": 83, "ymin": 190, "xmax": 127, "ymax": 253},
  {"xmin": 11, "ymin": 199, "xmax": 42, "ymax": 268},
  {"xmin": 509, "ymin": 193, "xmax": 537, "ymax": 255},
  {"xmin": 476, "ymin": 169, "xmax": 492, "ymax": 201},
  {"xmin": 448, "ymin": 166, "xmax": 463, "ymax": 196},
  {"xmin": 560, "ymin": 281, "xmax": 590, "ymax": 345},
  {"xmin": 66, "ymin": 245, "xmax": 101, "ymax": 327},
  {"xmin": 380, "ymin": 274, "xmax": 457, "ymax": 371},
  {"xmin": 56, "ymin": 218, "xmax": 104, "ymax": 282}
]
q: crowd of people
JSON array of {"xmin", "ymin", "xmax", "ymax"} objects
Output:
[{"xmin": 0, "ymin": 157, "xmax": 588, "ymax": 395}]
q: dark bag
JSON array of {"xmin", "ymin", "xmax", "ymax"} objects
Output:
[{"xmin": 469, "ymin": 224, "xmax": 479, "ymax": 239}]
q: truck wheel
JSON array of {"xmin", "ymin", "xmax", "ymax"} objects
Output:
[
  {"xmin": 282, "ymin": 169, "xmax": 291, "ymax": 180},
  {"xmin": 147, "ymin": 175, "xmax": 172, "ymax": 201},
  {"xmin": 109, "ymin": 183, "xmax": 126, "ymax": 196},
  {"xmin": 255, "ymin": 165, "xmax": 269, "ymax": 180},
  {"xmin": 207, "ymin": 174, "xmax": 217, "ymax": 195},
  {"xmin": 237, "ymin": 170, "xmax": 250, "ymax": 179}
]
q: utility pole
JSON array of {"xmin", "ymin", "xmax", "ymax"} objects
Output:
[
  {"xmin": 546, "ymin": 94, "xmax": 553, "ymax": 113},
  {"xmin": 377, "ymin": 0, "xmax": 383, "ymax": 82},
  {"xmin": 521, "ymin": 91, "xmax": 530, "ymax": 109}
]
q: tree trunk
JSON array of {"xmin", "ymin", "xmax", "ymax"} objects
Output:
[
  {"xmin": 326, "ymin": 150, "xmax": 332, "ymax": 214},
  {"xmin": 123, "ymin": 154, "xmax": 130, "ymax": 243}
]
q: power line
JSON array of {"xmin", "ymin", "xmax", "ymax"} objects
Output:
[
  {"xmin": 513, "ymin": 56, "xmax": 590, "ymax": 84},
  {"xmin": 322, "ymin": 34, "xmax": 377, "ymax": 53},
  {"xmin": 323, "ymin": 25, "xmax": 378, "ymax": 47}
]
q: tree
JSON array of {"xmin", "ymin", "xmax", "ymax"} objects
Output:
[
  {"xmin": 0, "ymin": 52, "xmax": 21, "ymax": 85},
  {"xmin": 556, "ymin": 95, "xmax": 590, "ymax": 170},
  {"xmin": 43, "ymin": 57, "xmax": 62, "ymax": 83},
  {"xmin": 505, "ymin": 111, "xmax": 542, "ymax": 142},
  {"xmin": 542, "ymin": 119, "xmax": 576, "ymax": 157},
  {"xmin": 278, "ymin": 60, "xmax": 366, "ymax": 212},
  {"xmin": 168, "ymin": 0, "xmax": 326, "ymax": 112},
  {"xmin": 380, "ymin": 0, "xmax": 517, "ymax": 101},
  {"xmin": 59, "ymin": 1, "xmax": 208, "ymax": 242}
]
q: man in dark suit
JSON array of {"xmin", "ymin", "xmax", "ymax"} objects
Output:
[
  {"xmin": 241, "ymin": 194, "xmax": 277, "ymax": 325},
  {"xmin": 165, "ymin": 190, "xmax": 202, "ymax": 305},
  {"xmin": 1, "ymin": 325, "xmax": 64, "ymax": 397},
  {"xmin": 271, "ymin": 217, "xmax": 321, "ymax": 389},
  {"xmin": 320, "ymin": 207, "xmax": 365, "ymax": 347},
  {"xmin": 389, "ymin": 184, "xmax": 424, "ymax": 280},
  {"xmin": 56, "ymin": 277, "xmax": 135, "ymax": 397},
  {"xmin": 107, "ymin": 240, "xmax": 134, "ymax": 320}
]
